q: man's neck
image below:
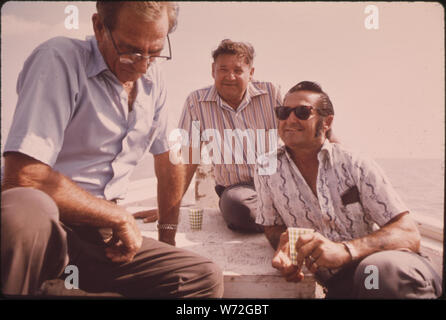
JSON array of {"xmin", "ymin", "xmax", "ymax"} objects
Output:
[
  {"xmin": 286, "ymin": 139, "xmax": 325, "ymax": 168},
  {"xmin": 219, "ymin": 91, "xmax": 247, "ymax": 111}
]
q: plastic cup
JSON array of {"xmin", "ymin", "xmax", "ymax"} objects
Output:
[
  {"xmin": 189, "ymin": 207, "xmax": 203, "ymax": 230},
  {"xmin": 288, "ymin": 227, "xmax": 314, "ymax": 265}
]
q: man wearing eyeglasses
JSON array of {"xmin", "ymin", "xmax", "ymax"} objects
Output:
[
  {"xmin": 1, "ymin": 1, "xmax": 223, "ymax": 298},
  {"xmin": 253, "ymin": 81, "xmax": 441, "ymax": 298}
]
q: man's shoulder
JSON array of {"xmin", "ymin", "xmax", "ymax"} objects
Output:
[
  {"xmin": 250, "ymin": 80, "xmax": 280, "ymax": 94},
  {"xmin": 329, "ymin": 142, "xmax": 375, "ymax": 170},
  {"xmin": 36, "ymin": 36, "xmax": 90, "ymax": 56},
  {"xmin": 185, "ymin": 85, "xmax": 215, "ymax": 102},
  {"xmin": 256, "ymin": 145, "xmax": 287, "ymax": 177},
  {"xmin": 26, "ymin": 36, "xmax": 91, "ymax": 68}
]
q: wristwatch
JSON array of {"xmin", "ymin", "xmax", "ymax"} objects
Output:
[
  {"xmin": 157, "ymin": 223, "xmax": 178, "ymax": 231},
  {"xmin": 342, "ymin": 241, "xmax": 359, "ymax": 262}
]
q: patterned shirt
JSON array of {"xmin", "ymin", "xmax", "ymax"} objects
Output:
[
  {"xmin": 254, "ymin": 139, "xmax": 409, "ymax": 242},
  {"xmin": 178, "ymin": 81, "xmax": 282, "ymax": 187},
  {"xmin": 4, "ymin": 36, "xmax": 169, "ymax": 200}
]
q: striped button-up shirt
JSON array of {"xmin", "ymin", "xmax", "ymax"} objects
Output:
[
  {"xmin": 178, "ymin": 81, "xmax": 282, "ymax": 187},
  {"xmin": 254, "ymin": 139, "xmax": 409, "ymax": 242}
]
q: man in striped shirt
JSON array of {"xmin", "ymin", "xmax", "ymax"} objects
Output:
[{"xmin": 177, "ymin": 39, "xmax": 282, "ymax": 233}]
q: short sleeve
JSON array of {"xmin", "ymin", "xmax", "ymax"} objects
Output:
[
  {"xmin": 272, "ymin": 82, "xmax": 283, "ymax": 106},
  {"xmin": 148, "ymin": 67, "xmax": 169, "ymax": 155},
  {"xmin": 177, "ymin": 93, "xmax": 198, "ymax": 135},
  {"xmin": 254, "ymin": 168, "xmax": 285, "ymax": 226},
  {"xmin": 355, "ymin": 155, "xmax": 410, "ymax": 226},
  {"xmin": 4, "ymin": 40, "xmax": 78, "ymax": 166}
]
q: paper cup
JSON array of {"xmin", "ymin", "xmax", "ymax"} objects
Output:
[
  {"xmin": 189, "ymin": 207, "xmax": 203, "ymax": 230},
  {"xmin": 288, "ymin": 227, "xmax": 314, "ymax": 265}
]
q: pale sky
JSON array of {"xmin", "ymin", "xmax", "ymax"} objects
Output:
[{"xmin": 1, "ymin": 1, "xmax": 444, "ymax": 160}]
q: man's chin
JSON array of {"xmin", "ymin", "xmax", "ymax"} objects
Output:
[{"xmin": 118, "ymin": 71, "xmax": 143, "ymax": 83}]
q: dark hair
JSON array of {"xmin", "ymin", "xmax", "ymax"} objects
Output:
[
  {"xmin": 287, "ymin": 81, "xmax": 334, "ymax": 138},
  {"xmin": 96, "ymin": 1, "xmax": 179, "ymax": 33},
  {"xmin": 287, "ymin": 81, "xmax": 334, "ymax": 117},
  {"xmin": 212, "ymin": 39, "xmax": 255, "ymax": 66}
]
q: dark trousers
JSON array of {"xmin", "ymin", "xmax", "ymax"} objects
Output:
[
  {"xmin": 321, "ymin": 250, "xmax": 442, "ymax": 299},
  {"xmin": 215, "ymin": 182, "xmax": 263, "ymax": 234},
  {"xmin": 1, "ymin": 187, "xmax": 224, "ymax": 298}
]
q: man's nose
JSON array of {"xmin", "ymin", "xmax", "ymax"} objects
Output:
[
  {"xmin": 134, "ymin": 58, "xmax": 151, "ymax": 73},
  {"xmin": 225, "ymin": 72, "xmax": 236, "ymax": 80}
]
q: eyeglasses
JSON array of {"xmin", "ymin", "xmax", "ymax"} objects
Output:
[
  {"xmin": 106, "ymin": 27, "xmax": 172, "ymax": 65},
  {"xmin": 275, "ymin": 105, "xmax": 314, "ymax": 121}
]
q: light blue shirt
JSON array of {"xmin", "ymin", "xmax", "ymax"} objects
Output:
[{"xmin": 4, "ymin": 36, "xmax": 169, "ymax": 200}]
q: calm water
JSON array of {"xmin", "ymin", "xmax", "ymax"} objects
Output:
[{"xmin": 376, "ymin": 158, "xmax": 444, "ymax": 224}]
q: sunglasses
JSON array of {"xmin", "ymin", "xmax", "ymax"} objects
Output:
[{"xmin": 275, "ymin": 105, "xmax": 314, "ymax": 121}]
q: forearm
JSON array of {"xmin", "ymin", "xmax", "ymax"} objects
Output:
[
  {"xmin": 264, "ymin": 225, "xmax": 287, "ymax": 250},
  {"xmin": 3, "ymin": 152, "xmax": 129, "ymax": 229},
  {"xmin": 346, "ymin": 212, "xmax": 420, "ymax": 260},
  {"xmin": 156, "ymin": 165, "xmax": 184, "ymax": 225}
]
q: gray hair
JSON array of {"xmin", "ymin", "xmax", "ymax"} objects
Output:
[{"xmin": 96, "ymin": 1, "xmax": 179, "ymax": 33}]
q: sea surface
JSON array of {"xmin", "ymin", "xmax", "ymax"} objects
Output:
[
  {"xmin": 131, "ymin": 156, "xmax": 444, "ymax": 225},
  {"xmin": 375, "ymin": 158, "xmax": 444, "ymax": 225}
]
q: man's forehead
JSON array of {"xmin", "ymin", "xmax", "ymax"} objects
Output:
[
  {"xmin": 284, "ymin": 90, "xmax": 321, "ymax": 106},
  {"xmin": 214, "ymin": 54, "xmax": 251, "ymax": 68},
  {"xmin": 114, "ymin": 5, "xmax": 168, "ymax": 35}
]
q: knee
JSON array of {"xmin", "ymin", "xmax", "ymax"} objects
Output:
[
  {"xmin": 221, "ymin": 188, "xmax": 245, "ymax": 208},
  {"xmin": 194, "ymin": 260, "xmax": 224, "ymax": 298},
  {"xmin": 353, "ymin": 250, "xmax": 435, "ymax": 299},
  {"xmin": 220, "ymin": 186, "xmax": 256, "ymax": 213},
  {"xmin": 1, "ymin": 187, "xmax": 60, "ymax": 243}
]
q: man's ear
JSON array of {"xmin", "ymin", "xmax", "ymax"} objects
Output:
[
  {"xmin": 92, "ymin": 13, "xmax": 105, "ymax": 43},
  {"xmin": 211, "ymin": 62, "xmax": 216, "ymax": 80},
  {"xmin": 249, "ymin": 66, "xmax": 255, "ymax": 81},
  {"xmin": 324, "ymin": 115, "xmax": 334, "ymax": 131}
]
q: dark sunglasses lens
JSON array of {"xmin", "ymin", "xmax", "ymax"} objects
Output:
[
  {"xmin": 275, "ymin": 107, "xmax": 292, "ymax": 120},
  {"xmin": 295, "ymin": 107, "xmax": 311, "ymax": 120}
]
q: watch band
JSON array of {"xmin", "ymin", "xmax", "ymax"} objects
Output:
[
  {"xmin": 157, "ymin": 223, "xmax": 178, "ymax": 231},
  {"xmin": 342, "ymin": 241, "xmax": 359, "ymax": 261}
]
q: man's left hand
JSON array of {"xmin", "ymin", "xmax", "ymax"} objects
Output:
[
  {"xmin": 133, "ymin": 209, "xmax": 158, "ymax": 223},
  {"xmin": 295, "ymin": 232, "xmax": 351, "ymax": 274}
]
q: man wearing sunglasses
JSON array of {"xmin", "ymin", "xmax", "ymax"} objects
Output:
[
  {"xmin": 1, "ymin": 1, "xmax": 223, "ymax": 298},
  {"xmin": 253, "ymin": 81, "xmax": 441, "ymax": 298}
]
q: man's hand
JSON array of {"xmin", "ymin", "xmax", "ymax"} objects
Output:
[
  {"xmin": 133, "ymin": 208, "xmax": 158, "ymax": 223},
  {"xmin": 106, "ymin": 214, "xmax": 143, "ymax": 263},
  {"xmin": 295, "ymin": 232, "xmax": 351, "ymax": 274},
  {"xmin": 271, "ymin": 231, "xmax": 304, "ymax": 282}
]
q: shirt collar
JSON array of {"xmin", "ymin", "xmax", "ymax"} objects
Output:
[
  {"xmin": 86, "ymin": 36, "xmax": 109, "ymax": 78},
  {"xmin": 199, "ymin": 81, "xmax": 268, "ymax": 104},
  {"xmin": 318, "ymin": 138, "xmax": 334, "ymax": 168},
  {"xmin": 282, "ymin": 139, "xmax": 334, "ymax": 168}
]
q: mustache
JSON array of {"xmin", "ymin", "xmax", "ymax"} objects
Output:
[{"xmin": 282, "ymin": 125, "xmax": 303, "ymax": 130}]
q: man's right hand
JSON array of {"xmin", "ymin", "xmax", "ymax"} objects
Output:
[
  {"xmin": 106, "ymin": 214, "xmax": 143, "ymax": 263},
  {"xmin": 271, "ymin": 231, "xmax": 304, "ymax": 282}
]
